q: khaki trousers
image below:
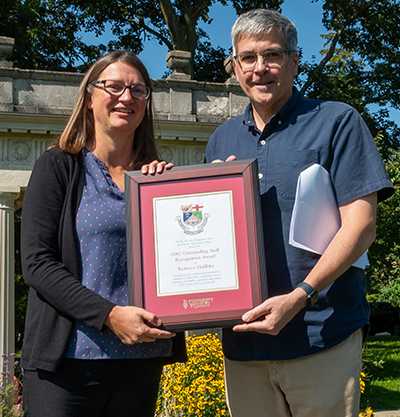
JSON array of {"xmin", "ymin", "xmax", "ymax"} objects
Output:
[{"xmin": 224, "ymin": 329, "xmax": 363, "ymax": 417}]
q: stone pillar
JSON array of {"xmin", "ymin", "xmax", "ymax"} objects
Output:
[
  {"xmin": 166, "ymin": 50, "xmax": 192, "ymax": 80},
  {"xmin": 224, "ymin": 55, "xmax": 238, "ymax": 85},
  {"xmin": 0, "ymin": 187, "xmax": 20, "ymax": 358},
  {"xmin": 0, "ymin": 36, "xmax": 14, "ymax": 68}
]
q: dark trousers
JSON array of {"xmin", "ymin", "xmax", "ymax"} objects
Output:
[{"xmin": 23, "ymin": 357, "xmax": 164, "ymax": 417}]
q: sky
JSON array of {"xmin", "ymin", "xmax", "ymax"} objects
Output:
[{"xmin": 83, "ymin": 0, "xmax": 400, "ymax": 126}]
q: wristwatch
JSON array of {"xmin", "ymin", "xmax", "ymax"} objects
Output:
[{"xmin": 296, "ymin": 282, "xmax": 319, "ymax": 306}]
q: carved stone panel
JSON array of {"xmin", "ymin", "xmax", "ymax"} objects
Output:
[{"xmin": 9, "ymin": 140, "xmax": 31, "ymax": 161}]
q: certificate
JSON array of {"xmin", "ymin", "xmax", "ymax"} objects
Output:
[
  {"xmin": 125, "ymin": 159, "xmax": 267, "ymax": 331},
  {"xmin": 154, "ymin": 190, "xmax": 238, "ymax": 296}
]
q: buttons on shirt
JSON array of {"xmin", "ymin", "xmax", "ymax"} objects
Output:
[
  {"xmin": 258, "ymin": 173, "xmax": 264, "ymax": 180},
  {"xmin": 260, "ymin": 140, "xmax": 266, "ymax": 146}
]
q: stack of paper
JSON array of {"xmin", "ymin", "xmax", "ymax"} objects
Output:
[{"xmin": 289, "ymin": 164, "xmax": 369, "ymax": 269}]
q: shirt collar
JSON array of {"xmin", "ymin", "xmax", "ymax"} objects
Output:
[{"xmin": 243, "ymin": 87, "xmax": 303, "ymax": 130}]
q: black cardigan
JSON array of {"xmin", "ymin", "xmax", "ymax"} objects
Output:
[{"xmin": 21, "ymin": 147, "xmax": 186, "ymax": 372}]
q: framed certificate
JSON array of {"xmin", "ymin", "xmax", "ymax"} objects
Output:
[{"xmin": 125, "ymin": 159, "xmax": 267, "ymax": 331}]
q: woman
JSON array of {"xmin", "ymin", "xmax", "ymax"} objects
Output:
[{"xmin": 21, "ymin": 51, "xmax": 186, "ymax": 417}]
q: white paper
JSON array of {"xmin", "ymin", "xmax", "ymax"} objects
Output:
[
  {"xmin": 289, "ymin": 164, "xmax": 369, "ymax": 269},
  {"xmin": 153, "ymin": 191, "xmax": 239, "ymax": 296}
]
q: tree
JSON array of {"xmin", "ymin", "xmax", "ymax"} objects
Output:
[
  {"xmin": 297, "ymin": 0, "xmax": 400, "ymax": 150},
  {"xmin": 366, "ymin": 134, "xmax": 400, "ymax": 306},
  {"xmin": 0, "ymin": 0, "xmax": 108, "ymax": 70},
  {"xmin": 0, "ymin": 0, "xmax": 285, "ymax": 76}
]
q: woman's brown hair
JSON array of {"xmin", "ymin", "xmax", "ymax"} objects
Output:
[{"xmin": 53, "ymin": 51, "xmax": 159, "ymax": 168}]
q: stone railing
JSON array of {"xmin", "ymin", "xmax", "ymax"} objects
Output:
[{"xmin": 0, "ymin": 43, "xmax": 248, "ymax": 185}]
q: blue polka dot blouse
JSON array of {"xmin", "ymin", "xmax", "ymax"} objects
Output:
[{"xmin": 65, "ymin": 148, "xmax": 172, "ymax": 359}]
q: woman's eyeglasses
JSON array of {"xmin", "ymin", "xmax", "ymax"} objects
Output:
[{"xmin": 91, "ymin": 80, "xmax": 152, "ymax": 100}]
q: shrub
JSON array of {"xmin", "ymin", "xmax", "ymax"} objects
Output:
[
  {"xmin": 156, "ymin": 333, "xmax": 229, "ymax": 417},
  {"xmin": 0, "ymin": 353, "xmax": 22, "ymax": 417}
]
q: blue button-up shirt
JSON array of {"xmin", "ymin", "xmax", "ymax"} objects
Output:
[{"xmin": 205, "ymin": 88, "xmax": 393, "ymax": 361}]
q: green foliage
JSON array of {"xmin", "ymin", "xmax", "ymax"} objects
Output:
[
  {"xmin": 298, "ymin": 1, "xmax": 400, "ymax": 151},
  {"xmin": 14, "ymin": 275, "xmax": 28, "ymax": 351},
  {"xmin": 0, "ymin": 354, "xmax": 23, "ymax": 417},
  {"xmin": 0, "ymin": 0, "xmax": 103, "ymax": 71},
  {"xmin": 228, "ymin": 0, "xmax": 284, "ymax": 15},
  {"xmin": 298, "ymin": 47, "xmax": 376, "ymax": 130},
  {"xmin": 366, "ymin": 134, "xmax": 400, "ymax": 304},
  {"xmin": 14, "ymin": 210, "xmax": 28, "ymax": 351},
  {"xmin": 320, "ymin": 0, "xmax": 400, "ymax": 111},
  {"xmin": 377, "ymin": 280, "xmax": 400, "ymax": 309},
  {"xmin": 14, "ymin": 210, "xmax": 21, "ymax": 276},
  {"xmin": 360, "ymin": 336, "xmax": 400, "ymax": 410},
  {"xmin": 193, "ymin": 41, "xmax": 228, "ymax": 83}
]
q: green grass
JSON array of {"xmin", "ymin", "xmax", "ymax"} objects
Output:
[{"xmin": 360, "ymin": 336, "xmax": 400, "ymax": 410}]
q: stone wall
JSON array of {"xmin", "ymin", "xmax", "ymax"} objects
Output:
[{"xmin": 0, "ymin": 66, "xmax": 248, "ymax": 190}]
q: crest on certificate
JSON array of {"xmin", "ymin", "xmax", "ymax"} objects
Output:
[
  {"xmin": 181, "ymin": 204, "xmax": 203, "ymax": 227},
  {"xmin": 176, "ymin": 203, "xmax": 209, "ymax": 235}
]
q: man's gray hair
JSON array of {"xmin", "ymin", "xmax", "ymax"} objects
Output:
[{"xmin": 231, "ymin": 9, "xmax": 298, "ymax": 56}]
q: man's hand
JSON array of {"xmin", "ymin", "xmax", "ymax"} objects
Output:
[
  {"xmin": 141, "ymin": 160, "xmax": 174, "ymax": 175},
  {"xmin": 104, "ymin": 305, "xmax": 176, "ymax": 345},
  {"xmin": 233, "ymin": 288, "xmax": 307, "ymax": 335}
]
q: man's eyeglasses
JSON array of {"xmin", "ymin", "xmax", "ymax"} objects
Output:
[
  {"xmin": 234, "ymin": 49, "xmax": 295, "ymax": 72},
  {"xmin": 90, "ymin": 80, "xmax": 152, "ymax": 100}
]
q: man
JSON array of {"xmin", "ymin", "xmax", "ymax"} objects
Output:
[{"xmin": 205, "ymin": 8, "xmax": 394, "ymax": 417}]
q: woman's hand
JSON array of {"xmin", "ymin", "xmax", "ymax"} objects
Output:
[
  {"xmin": 104, "ymin": 305, "xmax": 176, "ymax": 345},
  {"xmin": 141, "ymin": 160, "xmax": 174, "ymax": 175},
  {"xmin": 211, "ymin": 155, "xmax": 237, "ymax": 163}
]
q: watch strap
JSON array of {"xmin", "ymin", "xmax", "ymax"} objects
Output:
[{"xmin": 296, "ymin": 282, "xmax": 319, "ymax": 306}]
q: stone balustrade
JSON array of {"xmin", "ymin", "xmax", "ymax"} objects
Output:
[{"xmin": 0, "ymin": 56, "xmax": 248, "ymax": 176}]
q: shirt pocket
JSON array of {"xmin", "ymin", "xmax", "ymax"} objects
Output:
[{"xmin": 276, "ymin": 150, "xmax": 320, "ymax": 200}]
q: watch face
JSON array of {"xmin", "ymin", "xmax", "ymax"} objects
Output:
[{"xmin": 308, "ymin": 291, "xmax": 319, "ymax": 306}]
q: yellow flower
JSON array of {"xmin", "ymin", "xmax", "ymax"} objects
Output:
[{"xmin": 156, "ymin": 333, "xmax": 230, "ymax": 417}]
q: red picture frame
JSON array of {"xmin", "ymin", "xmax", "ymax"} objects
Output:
[{"xmin": 125, "ymin": 159, "xmax": 267, "ymax": 331}]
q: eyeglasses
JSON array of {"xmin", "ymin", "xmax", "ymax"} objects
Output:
[
  {"xmin": 90, "ymin": 80, "xmax": 152, "ymax": 100},
  {"xmin": 234, "ymin": 49, "xmax": 295, "ymax": 72}
]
